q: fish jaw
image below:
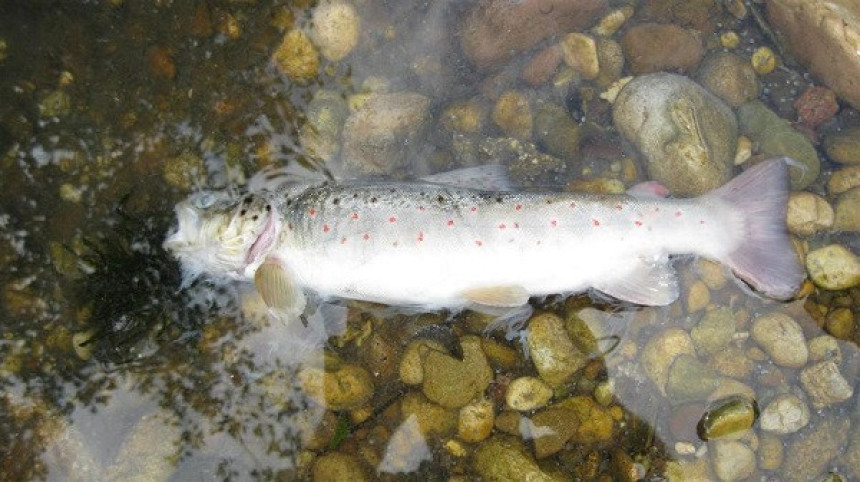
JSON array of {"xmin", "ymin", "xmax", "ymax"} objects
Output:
[{"xmin": 240, "ymin": 210, "xmax": 280, "ymax": 277}]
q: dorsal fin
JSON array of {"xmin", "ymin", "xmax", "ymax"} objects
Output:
[{"xmin": 421, "ymin": 164, "xmax": 512, "ymax": 191}]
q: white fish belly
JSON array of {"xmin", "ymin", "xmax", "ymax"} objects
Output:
[{"xmin": 275, "ymin": 187, "xmax": 742, "ymax": 308}]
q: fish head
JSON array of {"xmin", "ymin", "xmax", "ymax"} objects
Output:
[{"xmin": 164, "ymin": 190, "xmax": 279, "ymax": 283}]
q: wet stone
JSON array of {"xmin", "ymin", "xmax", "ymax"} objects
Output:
[
  {"xmin": 758, "ymin": 432, "xmax": 784, "ymax": 471},
  {"xmin": 799, "ymin": 360, "xmax": 854, "ymax": 409},
  {"xmin": 312, "ymin": 452, "xmax": 369, "ymax": 482},
  {"xmin": 505, "ymin": 376, "xmax": 553, "ymax": 412},
  {"xmin": 457, "ymin": 398, "xmax": 494, "ymax": 443},
  {"xmin": 787, "ymin": 191, "xmax": 834, "ymax": 236},
  {"xmin": 825, "ymin": 125, "xmax": 860, "ymax": 165},
  {"xmin": 806, "ymin": 244, "xmax": 860, "ymax": 290},
  {"xmin": 709, "ymin": 439, "xmax": 756, "ymax": 482},
  {"xmin": 666, "ymin": 354, "xmax": 721, "ymax": 403},
  {"xmin": 825, "ymin": 307, "xmax": 855, "ymax": 340},
  {"xmin": 685, "ymin": 280, "xmax": 710, "ymax": 313},
  {"xmin": 473, "ymin": 435, "xmax": 565, "ymax": 482},
  {"xmin": 272, "ymin": 29, "xmax": 319, "ymax": 82},
  {"xmin": 620, "ymin": 23, "xmax": 704, "ymax": 75},
  {"xmin": 828, "ymin": 166, "xmax": 860, "ymax": 195},
  {"xmin": 527, "ymin": 313, "xmax": 587, "ymax": 387},
  {"xmin": 298, "ymin": 363, "xmax": 374, "ymax": 411},
  {"xmin": 492, "ymin": 91, "xmax": 532, "ymax": 140},
  {"xmin": 310, "ymin": 1, "xmax": 360, "ymax": 62},
  {"xmin": 690, "ymin": 307, "xmax": 735, "ymax": 356},
  {"xmin": 697, "ymin": 395, "xmax": 758, "ymax": 440},
  {"xmin": 759, "ymin": 393, "xmax": 810, "ymax": 434},
  {"xmin": 808, "ymin": 335, "xmax": 842, "ymax": 364},
  {"xmin": 833, "ymin": 186, "xmax": 860, "ymax": 231},
  {"xmin": 696, "ymin": 52, "xmax": 760, "ymax": 108},
  {"xmin": 750, "ymin": 312, "xmax": 808, "ymax": 368},
  {"xmin": 640, "ymin": 327, "xmax": 696, "ymax": 395},
  {"xmin": 421, "ymin": 335, "xmax": 492, "ymax": 408},
  {"xmin": 783, "ymin": 415, "xmax": 851, "ymax": 481},
  {"xmin": 559, "ymin": 32, "xmax": 599, "ymax": 80}
]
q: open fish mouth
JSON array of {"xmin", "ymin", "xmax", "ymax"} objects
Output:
[{"xmin": 242, "ymin": 211, "xmax": 277, "ymax": 270}]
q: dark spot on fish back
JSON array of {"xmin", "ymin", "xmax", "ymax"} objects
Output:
[
  {"xmin": 240, "ymin": 209, "xmax": 247, "ymax": 216},
  {"xmin": 332, "ymin": 197, "xmax": 340, "ymax": 205},
  {"xmin": 370, "ymin": 197, "xmax": 377, "ymax": 203},
  {"xmin": 252, "ymin": 215, "xmax": 259, "ymax": 221}
]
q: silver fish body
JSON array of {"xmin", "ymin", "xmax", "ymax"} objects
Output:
[{"xmin": 165, "ymin": 159, "xmax": 805, "ymax": 314}]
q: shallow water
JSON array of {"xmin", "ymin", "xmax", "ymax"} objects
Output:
[{"xmin": 1, "ymin": 1, "xmax": 858, "ymax": 480}]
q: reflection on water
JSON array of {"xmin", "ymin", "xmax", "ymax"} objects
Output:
[{"xmin": 1, "ymin": 1, "xmax": 858, "ymax": 480}]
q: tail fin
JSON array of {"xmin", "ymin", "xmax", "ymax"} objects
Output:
[{"xmin": 708, "ymin": 158, "xmax": 806, "ymax": 300}]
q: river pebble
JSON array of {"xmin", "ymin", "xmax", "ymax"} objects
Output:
[
  {"xmin": 527, "ymin": 313, "xmax": 587, "ymax": 387},
  {"xmin": 690, "ymin": 307, "xmax": 735, "ymax": 356},
  {"xmin": 312, "ymin": 452, "xmax": 369, "ymax": 482},
  {"xmin": 759, "ymin": 393, "xmax": 810, "ymax": 434},
  {"xmin": 758, "ymin": 432, "xmax": 784, "ymax": 471},
  {"xmin": 560, "ymin": 32, "xmax": 599, "ymax": 80},
  {"xmin": 310, "ymin": 1, "xmax": 360, "ymax": 62},
  {"xmin": 736, "ymin": 100, "xmax": 820, "ymax": 189},
  {"xmin": 825, "ymin": 125, "xmax": 860, "ymax": 164},
  {"xmin": 766, "ymin": 0, "xmax": 860, "ymax": 109},
  {"xmin": 458, "ymin": 398, "xmax": 494, "ymax": 443},
  {"xmin": 400, "ymin": 392, "xmax": 456, "ymax": 436},
  {"xmin": 828, "ymin": 166, "xmax": 860, "ymax": 195},
  {"xmin": 825, "ymin": 307, "xmax": 855, "ymax": 339},
  {"xmin": 799, "ymin": 360, "xmax": 854, "ymax": 409},
  {"xmin": 786, "ymin": 191, "xmax": 834, "ymax": 236},
  {"xmin": 750, "ymin": 312, "xmax": 808, "ymax": 368},
  {"xmin": 640, "ymin": 328, "xmax": 696, "ymax": 395},
  {"xmin": 613, "ymin": 73, "xmax": 736, "ymax": 196},
  {"xmin": 461, "ymin": 0, "xmax": 606, "ymax": 70},
  {"xmin": 808, "ymin": 334, "xmax": 842, "ymax": 364},
  {"xmin": 833, "ymin": 186, "xmax": 860, "ymax": 231},
  {"xmin": 473, "ymin": 435, "xmax": 565, "ymax": 482},
  {"xmin": 665, "ymin": 354, "xmax": 721, "ymax": 403},
  {"xmin": 709, "ymin": 439, "xmax": 756, "ymax": 482},
  {"xmin": 697, "ymin": 395, "xmax": 758, "ymax": 440},
  {"xmin": 505, "ymin": 376, "xmax": 553, "ymax": 412},
  {"xmin": 492, "ymin": 91, "xmax": 532, "ymax": 140},
  {"xmin": 341, "ymin": 92, "xmax": 430, "ymax": 176},
  {"xmin": 298, "ymin": 363, "xmax": 374, "ymax": 411},
  {"xmin": 421, "ymin": 336, "xmax": 492, "ymax": 408},
  {"xmin": 272, "ymin": 29, "xmax": 319, "ymax": 82},
  {"xmin": 696, "ymin": 52, "xmax": 760, "ymax": 108},
  {"xmin": 685, "ymin": 281, "xmax": 710, "ymax": 313},
  {"xmin": 806, "ymin": 244, "xmax": 860, "ymax": 290},
  {"xmin": 620, "ymin": 23, "xmax": 703, "ymax": 75},
  {"xmin": 783, "ymin": 415, "xmax": 851, "ymax": 480}
]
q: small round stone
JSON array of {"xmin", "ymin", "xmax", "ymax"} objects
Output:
[
  {"xmin": 750, "ymin": 312, "xmax": 808, "ymax": 368},
  {"xmin": 640, "ymin": 328, "xmax": 696, "ymax": 394},
  {"xmin": 272, "ymin": 29, "xmax": 319, "ymax": 82},
  {"xmin": 759, "ymin": 393, "xmax": 810, "ymax": 434},
  {"xmin": 787, "ymin": 192, "xmax": 834, "ymax": 236},
  {"xmin": 710, "ymin": 439, "xmax": 756, "ymax": 481},
  {"xmin": 492, "ymin": 91, "xmax": 533, "ymax": 140},
  {"xmin": 457, "ymin": 399, "xmax": 495, "ymax": 443},
  {"xmin": 310, "ymin": 2, "xmax": 360, "ymax": 62},
  {"xmin": 799, "ymin": 360, "xmax": 854, "ymax": 409},
  {"xmin": 806, "ymin": 244, "xmax": 860, "ymax": 290},
  {"xmin": 751, "ymin": 46, "xmax": 777, "ymax": 75},
  {"xmin": 505, "ymin": 376, "xmax": 553, "ymax": 412},
  {"xmin": 697, "ymin": 395, "xmax": 758, "ymax": 440}
]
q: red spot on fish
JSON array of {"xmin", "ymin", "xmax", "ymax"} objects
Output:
[
  {"xmin": 418, "ymin": 206, "xmax": 425, "ymax": 212},
  {"xmin": 323, "ymin": 224, "xmax": 330, "ymax": 233},
  {"xmin": 470, "ymin": 206, "xmax": 478, "ymax": 212},
  {"xmin": 417, "ymin": 232, "xmax": 424, "ymax": 242},
  {"xmin": 351, "ymin": 212, "xmax": 359, "ymax": 220},
  {"xmin": 634, "ymin": 221, "xmax": 643, "ymax": 227},
  {"xmin": 308, "ymin": 208, "xmax": 316, "ymax": 216},
  {"xmin": 569, "ymin": 202, "xmax": 576, "ymax": 209},
  {"xmin": 675, "ymin": 210, "xmax": 683, "ymax": 217},
  {"xmin": 515, "ymin": 204, "xmax": 522, "ymax": 211},
  {"xmin": 340, "ymin": 237, "xmax": 347, "ymax": 244},
  {"xmin": 475, "ymin": 240, "xmax": 483, "ymax": 247},
  {"xmin": 592, "ymin": 219, "xmax": 600, "ymax": 226},
  {"xmin": 363, "ymin": 233, "xmax": 370, "ymax": 241},
  {"xmin": 447, "ymin": 219, "xmax": 454, "ymax": 226},
  {"xmin": 499, "ymin": 223, "xmax": 506, "ymax": 229},
  {"xmin": 389, "ymin": 216, "xmax": 397, "ymax": 223},
  {"xmin": 550, "ymin": 219, "xmax": 558, "ymax": 227}
]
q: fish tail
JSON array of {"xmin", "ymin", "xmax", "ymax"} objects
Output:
[{"xmin": 708, "ymin": 157, "xmax": 806, "ymax": 300}]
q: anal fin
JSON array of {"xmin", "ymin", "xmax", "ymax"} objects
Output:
[
  {"xmin": 462, "ymin": 285, "xmax": 529, "ymax": 308},
  {"xmin": 595, "ymin": 257, "xmax": 679, "ymax": 306}
]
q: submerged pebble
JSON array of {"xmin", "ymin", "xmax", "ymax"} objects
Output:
[
  {"xmin": 750, "ymin": 312, "xmax": 808, "ymax": 368},
  {"xmin": 759, "ymin": 393, "xmax": 810, "ymax": 434},
  {"xmin": 310, "ymin": 1, "xmax": 360, "ymax": 62},
  {"xmin": 799, "ymin": 360, "xmax": 854, "ymax": 409},
  {"xmin": 527, "ymin": 313, "xmax": 587, "ymax": 387},
  {"xmin": 806, "ymin": 244, "xmax": 860, "ymax": 290}
]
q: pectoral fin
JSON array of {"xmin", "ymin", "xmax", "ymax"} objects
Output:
[
  {"xmin": 462, "ymin": 285, "xmax": 529, "ymax": 308},
  {"xmin": 595, "ymin": 257, "xmax": 679, "ymax": 306},
  {"xmin": 255, "ymin": 259, "xmax": 306, "ymax": 320},
  {"xmin": 627, "ymin": 181, "xmax": 669, "ymax": 198}
]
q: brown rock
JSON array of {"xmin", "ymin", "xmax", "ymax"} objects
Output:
[
  {"xmin": 767, "ymin": 0, "xmax": 860, "ymax": 110},
  {"xmin": 522, "ymin": 44, "xmax": 563, "ymax": 86},
  {"xmin": 621, "ymin": 23, "xmax": 704, "ymax": 75},
  {"xmin": 459, "ymin": 0, "xmax": 608, "ymax": 71}
]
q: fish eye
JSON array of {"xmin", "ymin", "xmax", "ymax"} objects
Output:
[{"xmin": 193, "ymin": 192, "xmax": 218, "ymax": 209}]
